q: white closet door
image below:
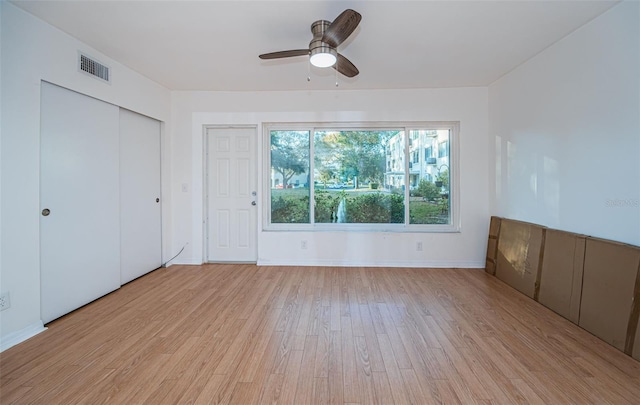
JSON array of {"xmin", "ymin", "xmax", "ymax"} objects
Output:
[
  {"xmin": 40, "ymin": 82, "xmax": 121, "ymax": 324},
  {"xmin": 119, "ymin": 109, "xmax": 162, "ymax": 284}
]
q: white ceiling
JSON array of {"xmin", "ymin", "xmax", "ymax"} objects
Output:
[{"xmin": 11, "ymin": 0, "xmax": 618, "ymax": 91}]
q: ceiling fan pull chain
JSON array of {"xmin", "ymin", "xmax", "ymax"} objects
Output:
[
  {"xmin": 335, "ymin": 63, "xmax": 339, "ymax": 87},
  {"xmin": 307, "ymin": 59, "xmax": 311, "ymax": 82}
]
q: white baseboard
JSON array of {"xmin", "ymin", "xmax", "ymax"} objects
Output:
[
  {"xmin": 1, "ymin": 321, "xmax": 47, "ymax": 352},
  {"xmin": 169, "ymin": 258, "xmax": 485, "ymax": 268},
  {"xmin": 169, "ymin": 258, "xmax": 204, "ymax": 266},
  {"xmin": 257, "ymin": 259, "xmax": 485, "ymax": 268}
]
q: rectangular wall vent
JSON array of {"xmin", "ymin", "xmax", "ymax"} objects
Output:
[{"xmin": 78, "ymin": 53, "xmax": 110, "ymax": 83}]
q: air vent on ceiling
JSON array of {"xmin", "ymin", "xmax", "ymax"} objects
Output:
[{"xmin": 78, "ymin": 52, "xmax": 110, "ymax": 83}]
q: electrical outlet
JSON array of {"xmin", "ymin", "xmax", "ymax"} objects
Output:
[
  {"xmin": 416, "ymin": 242, "xmax": 423, "ymax": 251},
  {"xmin": 0, "ymin": 291, "xmax": 10, "ymax": 311},
  {"xmin": 301, "ymin": 240, "xmax": 308, "ymax": 250}
]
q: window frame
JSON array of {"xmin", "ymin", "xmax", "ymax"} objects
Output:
[{"xmin": 263, "ymin": 121, "xmax": 460, "ymax": 233}]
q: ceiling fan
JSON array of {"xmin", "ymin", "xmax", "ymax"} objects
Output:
[{"xmin": 259, "ymin": 9, "xmax": 361, "ymax": 78}]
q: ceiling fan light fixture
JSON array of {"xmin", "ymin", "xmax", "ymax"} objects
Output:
[
  {"xmin": 309, "ymin": 42, "xmax": 337, "ymax": 68},
  {"xmin": 310, "ymin": 52, "xmax": 337, "ymax": 68}
]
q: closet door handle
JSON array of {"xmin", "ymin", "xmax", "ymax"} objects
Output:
[{"xmin": 42, "ymin": 208, "xmax": 51, "ymax": 216}]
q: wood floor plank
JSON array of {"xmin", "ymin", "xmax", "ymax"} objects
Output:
[
  {"xmin": 376, "ymin": 302, "xmax": 412, "ymax": 369},
  {"xmin": 395, "ymin": 325, "xmax": 443, "ymax": 397},
  {"xmin": 293, "ymin": 335, "xmax": 318, "ymax": 404},
  {"xmin": 434, "ymin": 378, "xmax": 463, "ymax": 404},
  {"xmin": 509, "ymin": 378, "xmax": 546, "ymax": 405},
  {"xmin": 313, "ymin": 377, "xmax": 329, "ymax": 405},
  {"xmin": 346, "ymin": 278, "xmax": 365, "ymax": 337},
  {"xmin": 2, "ymin": 265, "xmax": 639, "ymax": 404},
  {"xmin": 292, "ymin": 268, "xmax": 318, "ymax": 350},
  {"xmin": 257, "ymin": 372, "xmax": 284, "ymax": 405},
  {"xmin": 193, "ymin": 374, "xmax": 227, "ymax": 405},
  {"xmin": 213, "ymin": 304, "xmax": 273, "ymax": 376},
  {"xmin": 175, "ymin": 319, "xmax": 247, "ymax": 404},
  {"xmin": 278, "ymin": 349, "xmax": 303, "ymax": 404},
  {"xmin": 354, "ymin": 335, "xmax": 376, "ymax": 404},
  {"xmin": 330, "ymin": 268, "xmax": 342, "ymax": 331},
  {"xmin": 357, "ymin": 304, "xmax": 386, "ymax": 372},
  {"xmin": 239, "ymin": 330, "xmax": 286, "ymax": 404},
  {"xmin": 458, "ymin": 346, "xmax": 524, "ymax": 404},
  {"xmin": 328, "ymin": 330, "xmax": 344, "ymax": 405},
  {"xmin": 377, "ymin": 333, "xmax": 412, "ymax": 404},
  {"xmin": 314, "ymin": 306, "xmax": 331, "ymax": 378},
  {"xmin": 371, "ymin": 371, "xmax": 394, "ymax": 405},
  {"xmin": 272, "ymin": 274, "xmax": 307, "ymax": 375},
  {"xmin": 400, "ymin": 368, "xmax": 437, "ymax": 404},
  {"xmin": 340, "ymin": 315, "xmax": 360, "ymax": 404}
]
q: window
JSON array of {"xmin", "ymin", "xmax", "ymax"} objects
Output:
[
  {"xmin": 438, "ymin": 140, "xmax": 449, "ymax": 158},
  {"xmin": 266, "ymin": 122, "xmax": 458, "ymax": 231},
  {"xmin": 270, "ymin": 130, "xmax": 310, "ymax": 223}
]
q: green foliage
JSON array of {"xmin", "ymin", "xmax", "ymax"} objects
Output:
[
  {"xmin": 414, "ymin": 179, "xmax": 441, "ymax": 201},
  {"xmin": 409, "ymin": 200, "xmax": 449, "ymax": 224},
  {"xmin": 314, "ymin": 190, "xmax": 341, "ymax": 223},
  {"xmin": 345, "ymin": 192, "xmax": 404, "ymax": 223},
  {"xmin": 314, "ymin": 130, "xmax": 397, "ymax": 185},
  {"xmin": 317, "ymin": 169, "xmax": 335, "ymax": 188},
  {"xmin": 369, "ymin": 182, "xmax": 379, "ymax": 189},
  {"xmin": 436, "ymin": 168, "xmax": 449, "ymax": 191},
  {"xmin": 271, "ymin": 131, "xmax": 309, "ymax": 187},
  {"xmin": 271, "ymin": 195, "xmax": 309, "ymax": 223}
]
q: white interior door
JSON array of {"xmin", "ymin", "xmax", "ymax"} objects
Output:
[
  {"xmin": 206, "ymin": 127, "xmax": 257, "ymax": 262},
  {"xmin": 120, "ymin": 109, "xmax": 162, "ymax": 284},
  {"xmin": 40, "ymin": 82, "xmax": 121, "ymax": 323}
]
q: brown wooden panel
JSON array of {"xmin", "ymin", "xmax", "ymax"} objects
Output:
[
  {"xmin": 495, "ymin": 219, "xmax": 545, "ymax": 298},
  {"xmin": 633, "ymin": 317, "xmax": 640, "ymax": 361},
  {"xmin": 489, "ymin": 216, "xmax": 502, "ymax": 238},
  {"xmin": 485, "ymin": 236, "xmax": 498, "ymax": 275},
  {"xmin": 630, "ymin": 261, "xmax": 640, "ymax": 360},
  {"xmin": 579, "ymin": 238, "xmax": 640, "ymax": 351},
  {"xmin": 538, "ymin": 229, "xmax": 586, "ymax": 324},
  {"xmin": 485, "ymin": 216, "xmax": 502, "ymax": 275}
]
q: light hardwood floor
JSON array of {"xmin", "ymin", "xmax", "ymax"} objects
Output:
[{"xmin": 1, "ymin": 264, "xmax": 639, "ymax": 404}]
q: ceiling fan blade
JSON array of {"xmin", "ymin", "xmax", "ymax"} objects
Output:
[
  {"xmin": 334, "ymin": 54, "xmax": 359, "ymax": 77},
  {"xmin": 322, "ymin": 9, "xmax": 362, "ymax": 48},
  {"xmin": 259, "ymin": 49, "xmax": 309, "ymax": 60}
]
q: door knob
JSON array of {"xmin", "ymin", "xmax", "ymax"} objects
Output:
[
  {"xmin": 251, "ymin": 201, "xmax": 257, "ymax": 206},
  {"xmin": 42, "ymin": 208, "xmax": 51, "ymax": 216},
  {"xmin": 156, "ymin": 198, "xmax": 160, "ymax": 203}
]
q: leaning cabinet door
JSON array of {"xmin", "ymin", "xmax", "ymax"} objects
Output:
[
  {"xmin": 119, "ymin": 109, "xmax": 162, "ymax": 284},
  {"xmin": 40, "ymin": 82, "xmax": 121, "ymax": 323}
]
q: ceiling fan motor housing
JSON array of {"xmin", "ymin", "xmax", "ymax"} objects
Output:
[{"xmin": 309, "ymin": 20, "xmax": 337, "ymax": 67}]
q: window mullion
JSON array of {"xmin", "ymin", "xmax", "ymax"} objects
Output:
[
  {"xmin": 309, "ymin": 128, "xmax": 315, "ymax": 225},
  {"xmin": 404, "ymin": 127, "xmax": 411, "ymax": 226}
]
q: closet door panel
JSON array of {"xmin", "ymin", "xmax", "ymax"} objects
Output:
[
  {"xmin": 40, "ymin": 82, "xmax": 121, "ymax": 323},
  {"xmin": 120, "ymin": 108, "xmax": 162, "ymax": 284}
]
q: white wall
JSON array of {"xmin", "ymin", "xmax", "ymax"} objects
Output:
[
  {"xmin": 171, "ymin": 87, "xmax": 490, "ymax": 267},
  {"xmin": 0, "ymin": 2, "xmax": 4, "ymax": 343},
  {"xmin": 489, "ymin": 1, "xmax": 640, "ymax": 246},
  {"xmin": 0, "ymin": 2, "xmax": 171, "ymax": 346}
]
